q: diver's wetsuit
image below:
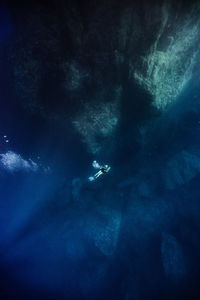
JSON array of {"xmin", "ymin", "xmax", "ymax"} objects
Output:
[
  {"xmin": 88, "ymin": 162, "xmax": 111, "ymax": 181},
  {"xmin": 100, "ymin": 167, "xmax": 107, "ymax": 174}
]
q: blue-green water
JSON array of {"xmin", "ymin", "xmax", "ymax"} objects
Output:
[{"xmin": 1, "ymin": 1, "xmax": 200, "ymax": 299}]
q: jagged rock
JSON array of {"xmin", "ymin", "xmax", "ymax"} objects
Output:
[
  {"xmin": 163, "ymin": 150, "xmax": 200, "ymax": 189},
  {"xmin": 73, "ymin": 88, "xmax": 121, "ymax": 154},
  {"xmin": 133, "ymin": 3, "xmax": 200, "ymax": 110},
  {"xmin": 85, "ymin": 207, "xmax": 121, "ymax": 256},
  {"xmin": 161, "ymin": 233, "xmax": 186, "ymax": 282},
  {"xmin": 62, "ymin": 61, "xmax": 90, "ymax": 91}
]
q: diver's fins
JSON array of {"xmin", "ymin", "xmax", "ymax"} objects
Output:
[{"xmin": 88, "ymin": 176, "xmax": 95, "ymax": 181}]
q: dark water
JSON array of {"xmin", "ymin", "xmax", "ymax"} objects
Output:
[{"xmin": 0, "ymin": 1, "xmax": 200, "ymax": 299}]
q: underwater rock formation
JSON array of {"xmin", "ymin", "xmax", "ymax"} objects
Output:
[
  {"xmin": 133, "ymin": 3, "xmax": 200, "ymax": 110},
  {"xmin": 85, "ymin": 207, "xmax": 121, "ymax": 256},
  {"xmin": 163, "ymin": 150, "xmax": 200, "ymax": 190},
  {"xmin": 161, "ymin": 233, "xmax": 186, "ymax": 282},
  {"xmin": 62, "ymin": 61, "xmax": 90, "ymax": 92},
  {"xmin": 73, "ymin": 92, "xmax": 121, "ymax": 153}
]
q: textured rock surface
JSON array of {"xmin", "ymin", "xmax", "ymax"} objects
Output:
[
  {"xmin": 163, "ymin": 150, "xmax": 200, "ymax": 189},
  {"xmin": 7, "ymin": 1, "xmax": 200, "ymax": 156},
  {"xmin": 134, "ymin": 3, "xmax": 200, "ymax": 110},
  {"xmin": 161, "ymin": 233, "xmax": 186, "ymax": 282},
  {"xmin": 85, "ymin": 207, "xmax": 121, "ymax": 256}
]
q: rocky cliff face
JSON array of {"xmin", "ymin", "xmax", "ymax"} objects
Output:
[{"xmin": 7, "ymin": 0, "xmax": 200, "ymax": 156}]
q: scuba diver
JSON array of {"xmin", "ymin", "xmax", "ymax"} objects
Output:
[{"xmin": 88, "ymin": 160, "xmax": 111, "ymax": 181}]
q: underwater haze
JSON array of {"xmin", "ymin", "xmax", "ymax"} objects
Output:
[{"xmin": 1, "ymin": 0, "xmax": 200, "ymax": 299}]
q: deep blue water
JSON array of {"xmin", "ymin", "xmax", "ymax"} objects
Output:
[{"xmin": 1, "ymin": 1, "xmax": 200, "ymax": 299}]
